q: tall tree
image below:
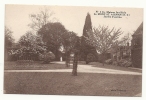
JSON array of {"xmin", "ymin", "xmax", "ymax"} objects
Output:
[
  {"xmin": 62, "ymin": 31, "xmax": 81, "ymax": 75},
  {"xmin": 62, "ymin": 31, "xmax": 78, "ymax": 67},
  {"xmin": 5, "ymin": 26, "xmax": 15, "ymax": 61},
  {"xmin": 72, "ymin": 37, "xmax": 81, "ymax": 76},
  {"xmin": 81, "ymin": 13, "xmax": 95, "ymax": 64},
  {"xmin": 38, "ymin": 22, "xmax": 67, "ymax": 60},
  {"xmin": 28, "ymin": 7, "xmax": 55, "ymax": 32},
  {"xmin": 84, "ymin": 26, "xmax": 123, "ymax": 66},
  {"xmin": 5, "ymin": 26, "xmax": 14, "ymax": 48},
  {"xmin": 83, "ymin": 13, "xmax": 92, "ymax": 37}
]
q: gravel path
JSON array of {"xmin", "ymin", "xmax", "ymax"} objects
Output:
[{"xmin": 5, "ymin": 62, "xmax": 142, "ymax": 75}]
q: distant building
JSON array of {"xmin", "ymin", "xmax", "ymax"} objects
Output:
[
  {"xmin": 131, "ymin": 22, "xmax": 143, "ymax": 68},
  {"xmin": 105, "ymin": 43, "xmax": 131, "ymax": 61}
]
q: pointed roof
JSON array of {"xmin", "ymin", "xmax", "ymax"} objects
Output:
[{"xmin": 133, "ymin": 22, "xmax": 143, "ymax": 36}]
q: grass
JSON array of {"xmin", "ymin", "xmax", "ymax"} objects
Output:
[
  {"xmin": 4, "ymin": 72, "xmax": 142, "ymax": 96},
  {"xmin": 78, "ymin": 61, "xmax": 142, "ymax": 73},
  {"xmin": 5, "ymin": 61, "xmax": 142, "ymax": 73},
  {"xmin": 4, "ymin": 61, "xmax": 142, "ymax": 96},
  {"xmin": 4, "ymin": 61, "xmax": 73, "ymax": 70}
]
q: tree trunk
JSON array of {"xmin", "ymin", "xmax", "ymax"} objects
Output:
[
  {"xmin": 85, "ymin": 55, "xmax": 89, "ymax": 64},
  {"xmin": 55, "ymin": 49, "xmax": 59, "ymax": 61},
  {"xmin": 102, "ymin": 53, "xmax": 105, "ymax": 66},
  {"xmin": 72, "ymin": 52, "xmax": 78, "ymax": 76},
  {"xmin": 65, "ymin": 51, "xmax": 70, "ymax": 67}
]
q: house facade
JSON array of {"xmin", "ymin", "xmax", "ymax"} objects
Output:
[{"xmin": 131, "ymin": 22, "xmax": 143, "ymax": 68}]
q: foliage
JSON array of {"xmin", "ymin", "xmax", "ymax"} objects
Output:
[
  {"xmin": 82, "ymin": 13, "xmax": 92, "ymax": 37},
  {"xmin": 62, "ymin": 31, "xmax": 78, "ymax": 52},
  {"xmin": 5, "ymin": 26, "xmax": 14, "ymax": 48},
  {"xmin": 19, "ymin": 32, "xmax": 46, "ymax": 51},
  {"xmin": 81, "ymin": 13, "xmax": 94, "ymax": 62},
  {"xmin": 12, "ymin": 31, "xmax": 47, "ymax": 60},
  {"xmin": 7, "ymin": 49, "xmax": 18, "ymax": 61},
  {"xmin": 39, "ymin": 51, "xmax": 55, "ymax": 63},
  {"xmin": 105, "ymin": 59, "xmax": 113, "ymax": 64},
  {"xmin": 84, "ymin": 25, "xmax": 123, "ymax": 65},
  {"xmin": 5, "ymin": 26, "xmax": 15, "ymax": 61},
  {"xmin": 61, "ymin": 31, "xmax": 78, "ymax": 67},
  {"xmin": 86, "ymin": 53, "xmax": 96, "ymax": 64},
  {"xmin": 38, "ymin": 22, "xmax": 67, "ymax": 60},
  {"xmin": 117, "ymin": 59, "xmax": 132, "ymax": 67}
]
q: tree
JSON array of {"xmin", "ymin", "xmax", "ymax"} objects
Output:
[
  {"xmin": 16, "ymin": 31, "xmax": 46, "ymax": 60},
  {"xmin": 38, "ymin": 22, "xmax": 67, "ymax": 60},
  {"xmin": 5, "ymin": 26, "xmax": 15, "ymax": 61},
  {"xmin": 84, "ymin": 26, "xmax": 123, "ymax": 66},
  {"xmin": 62, "ymin": 31, "xmax": 78, "ymax": 67},
  {"xmin": 28, "ymin": 7, "xmax": 55, "ymax": 32},
  {"xmin": 5, "ymin": 26, "xmax": 14, "ymax": 48},
  {"xmin": 72, "ymin": 37, "xmax": 81, "ymax": 76},
  {"xmin": 61, "ymin": 31, "xmax": 81, "ymax": 75},
  {"xmin": 83, "ymin": 13, "xmax": 92, "ymax": 37},
  {"xmin": 81, "ymin": 13, "xmax": 95, "ymax": 64}
]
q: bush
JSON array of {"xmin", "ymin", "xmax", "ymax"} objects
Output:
[
  {"xmin": 39, "ymin": 51, "xmax": 55, "ymax": 63},
  {"xmin": 86, "ymin": 53, "xmax": 96, "ymax": 64},
  {"xmin": 124, "ymin": 61, "xmax": 132, "ymax": 67},
  {"xmin": 112, "ymin": 60, "xmax": 118, "ymax": 66},
  {"xmin": 117, "ymin": 59, "xmax": 125, "ymax": 66},
  {"xmin": 105, "ymin": 59, "xmax": 113, "ymax": 64},
  {"xmin": 117, "ymin": 59, "xmax": 132, "ymax": 67}
]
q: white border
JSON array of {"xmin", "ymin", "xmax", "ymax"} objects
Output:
[{"xmin": 0, "ymin": 0, "xmax": 145, "ymax": 100}]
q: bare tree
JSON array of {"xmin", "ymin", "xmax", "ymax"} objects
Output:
[
  {"xmin": 28, "ymin": 7, "xmax": 56, "ymax": 32},
  {"xmin": 84, "ymin": 26, "xmax": 123, "ymax": 66}
]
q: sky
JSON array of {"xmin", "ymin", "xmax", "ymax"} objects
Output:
[{"xmin": 5, "ymin": 5, "xmax": 143, "ymax": 42}]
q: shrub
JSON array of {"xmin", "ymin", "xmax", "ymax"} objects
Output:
[
  {"xmin": 117, "ymin": 59, "xmax": 125, "ymax": 66},
  {"xmin": 105, "ymin": 59, "xmax": 113, "ymax": 64},
  {"xmin": 112, "ymin": 60, "xmax": 118, "ymax": 66},
  {"xmin": 124, "ymin": 61, "xmax": 132, "ymax": 67},
  {"xmin": 86, "ymin": 53, "xmax": 96, "ymax": 64},
  {"xmin": 39, "ymin": 51, "xmax": 55, "ymax": 63},
  {"xmin": 117, "ymin": 59, "xmax": 132, "ymax": 67}
]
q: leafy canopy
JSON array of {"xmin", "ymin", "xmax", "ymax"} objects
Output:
[{"xmin": 84, "ymin": 26, "xmax": 123, "ymax": 54}]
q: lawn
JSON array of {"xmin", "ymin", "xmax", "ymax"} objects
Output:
[
  {"xmin": 4, "ymin": 72, "xmax": 142, "ymax": 96},
  {"xmin": 78, "ymin": 61, "xmax": 142, "ymax": 73},
  {"xmin": 4, "ymin": 61, "xmax": 141, "ymax": 73},
  {"xmin": 4, "ymin": 61, "xmax": 142, "ymax": 96},
  {"xmin": 4, "ymin": 61, "xmax": 73, "ymax": 70}
]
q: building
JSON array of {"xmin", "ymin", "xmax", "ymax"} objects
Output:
[
  {"xmin": 131, "ymin": 22, "xmax": 143, "ymax": 68},
  {"xmin": 105, "ymin": 43, "xmax": 131, "ymax": 61}
]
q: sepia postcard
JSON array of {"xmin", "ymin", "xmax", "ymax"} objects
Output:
[{"xmin": 4, "ymin": 4, "xmax": 143, "ymax": 97}]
